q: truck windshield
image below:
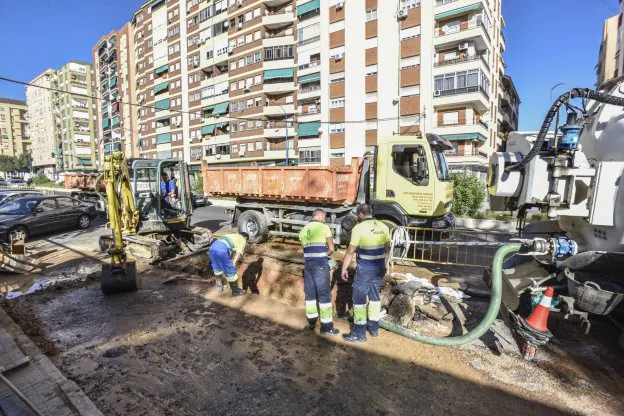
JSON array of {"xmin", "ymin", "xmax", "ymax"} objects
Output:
[{"xmin": 432, "ymin": 149, "xmax": 451, "ymax": 181}]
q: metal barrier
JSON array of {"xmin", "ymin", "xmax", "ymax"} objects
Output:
[{"xmin": 390, "ymin": 227, "xmax": 515, "ymax": 268}]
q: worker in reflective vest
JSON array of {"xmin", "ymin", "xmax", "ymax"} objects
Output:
[
  {"xmin": 299, "ymin": 209, "xmax": 339, "ymax": 336},
  {"xmin": 341, "ymin": 204, "xmax": 391, "ymax": 342},
  {"xmin": 209, "ymin": 232, "xmax": 250, "ymax": 297}
]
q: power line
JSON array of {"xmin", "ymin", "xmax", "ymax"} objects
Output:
[{"xmin": 0, "ymin": 75, "xmax": 421, "ymax": 126}]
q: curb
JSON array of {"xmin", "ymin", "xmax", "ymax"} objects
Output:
[{"xmin": 0, "ymin": 308, "xmax": 103, "ymax": 416}]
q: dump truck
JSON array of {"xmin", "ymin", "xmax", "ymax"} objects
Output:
[{"xmin": 202, "ymin": 134, "xmax": 456, "ymax": 243}]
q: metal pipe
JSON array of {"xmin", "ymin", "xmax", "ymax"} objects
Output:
[{"xmin": 379, "ymin": 243, "xmax": 523, "ymax": 346}]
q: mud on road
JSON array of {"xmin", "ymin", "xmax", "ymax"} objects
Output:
[{"xmin": 3, "ymin": 259, "xmax": 624, "ymax": 416}]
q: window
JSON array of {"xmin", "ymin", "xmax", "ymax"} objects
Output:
[
  {"xmin": 365, "ymin": 92, "xmax": 377, "ymax": 103},
  {"xmin": 366, "ymin": 9, "xmax": 377, "ymax": 22},
  {"xmin": 329, "ymin": 123, "xmax": 345, "ymax": 133},
  {"xmin": 401, "ymin": 0, "xmax": 421, "ymax": 10},
  {"xmin": 246, "ymin": 98, "xmax": 254, "ymax": 108},
  {"xmin": 255, "ymin": 120, "xmax": 263, "ymax": 129},
  {"xmin": 238, "ymin": 80, "xmax": 245, "ymax": 90},
  {"xmin": 238, "ymin": 36, "xmax": 244, "ymax": 46},
  {"xmin": 299, "ymin": 148, "xmax": 321, "ymax": 164},
  {"xmin": 245, "ymin": 11, "xmax": 252, "ymax": 22},
  {"xmin": 255, "ymin": 74, "xmax": 262, "ymax": 84},
  {"xmin": 365, "ymin": 65, "xmax": 377, "ymax": 76},
  {"xmin": 391, "ymin": 145, "xmax": 429, "ymax": 186},
  {"xmin": 365, "ymin": 37, "xmax": 377, "ymax": 49},
  {"xmin": 329, "ymin": 20, "xmax": 345, "ymax": 33},
  {"xmin": 231, "ymin": 61, "xmax": 237, "ymax": 70},
  {"xmin": 254, "ymin": 51, "xmax": 261, "ymax": 62},
  {"xmin": 246, "ymin": 33, "xmax": 252, "ymax": 44},
  {"xmin": 37, "ymin": 199, "xmax": 57, "ymax": 212},
  {"xmin": 248, "ymin": 142, "xmax": 255, "ymax": 152},
  {"xmin": 246, "ymin": 55, "xmax": 253, "ymax": 65},
  {"xmin": 253, "ymin": 8, "xmax": 261, "ymax": 18},
  {"xmin": 264, "ymin": 45, "xmax": 294, "ymax": 61},
  {"xmin": 330, "ymin": 72, "xmax": 345, "ymax": 83},
  {"xmin": 238, "ymin": 58, "xmax": 245, "ymax": 67},
  {"xmin": 442, "ymin": 111, "xmax": 459, "ymax": 125},
  {"xmin": 56, "ymin": 197, "xmax": 76, "ymax": 209},
  {"xmin": 434, "ymin": 69, "xmax": 489, "ymax": 93},
  {"xmin": 254, "ymin": 30, "xmax": 261, "ymax": 41},
  {"xmin": 232, "ymin": 144, "xmax": 238, "ymax": 154},
  {"xmin": 231, "ymin": 101, "xmax": 238, "ymax": 112},
  {"xmin": 400, "ymin": 85, "xmax": 420, "ymax": 97},
  {"xmin": 400, "ymin": 26, "xmax": 421, "ymax": 40},
  {"xmin": 330, "ymin": 98, "xmax": 345, "ymax": 108},
  {"xmin": 255, "ymin": 97, "xmax": 262, "ymax": 107},
  {"xmin": 401, "ymin": 55, "xmax": 420, "ymax": 69}
]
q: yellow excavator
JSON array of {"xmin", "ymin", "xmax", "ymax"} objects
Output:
[{"xmin": 99, "ymin": 151, "xmax": 212, "ymax": 294}]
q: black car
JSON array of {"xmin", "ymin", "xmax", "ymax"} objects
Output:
[
  {"xmin": 0, "ymin": 196, "xmax": 97, "ymax": 242},
  {"xmin": 0, "ymin": 190, "xmax": 42, "ymax": 206}
]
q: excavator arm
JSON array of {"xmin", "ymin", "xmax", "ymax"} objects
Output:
[{"xmin": 100, "ymin": 151, "xmax": 141, "ymax": 294}]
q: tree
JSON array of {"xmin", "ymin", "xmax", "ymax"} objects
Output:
[
  {"xmin": 15, "ymin": 153, "xmax": 32, "ymax": 173},
  {"xmin": 0, "ymin": 155, "xmax": 15, "ymax": 177},
  {"xmin": 451, "ymin": 171, "xmax": 486, "ymax": 217},
  {"xmin": 191, "ymin": 174, "xmax": 204, "ymax": 195}
]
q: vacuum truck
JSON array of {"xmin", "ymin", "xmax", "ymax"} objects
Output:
[
  {"xmin": 202, "ymin": 134, "xmax": 456, "ymax": 243},
  {"xmin": 487, "ymin": 81, "xmax": 624, "ymax": 355}
]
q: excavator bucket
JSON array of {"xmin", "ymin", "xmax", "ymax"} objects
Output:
[{"xmin": 100, "ymin": 260, "xmax": 140, "ymax": 294}]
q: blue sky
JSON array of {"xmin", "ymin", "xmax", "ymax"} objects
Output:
[{"xmin": 0, "ymin": 0, "xmax": 618, "ymax": 130}]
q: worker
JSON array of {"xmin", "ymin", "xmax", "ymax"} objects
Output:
[
  {"xmin": 341, "ymin": 204, "xmax": 391, "ymax": 343},
  {"xmin": 160, "ymin": 172, "xmax": 176, "ymax": 198},
  {"xmin": 298, "ymin": 209, "xmax": 339, "ymax": 336},
  {"xmin": 209, "ymin": 232, "xmax": 250, "ymax": 297}
]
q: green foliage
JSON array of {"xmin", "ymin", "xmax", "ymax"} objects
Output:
[
  {"xmin": 191, "ymin": 174, "xmax": 204, "ymax": 195},
  {"xmin": 15, "ymin": 153, "xmax": 32, "ymax": 172},
  {"xmin": 451, "ymin": 171, "xmax": 486, "ymax": 217},
  {"xmin": 30, "ymin": 173, "xmax": 55, "ymax": 187},
  {"xmin": 0, "ymin": 155, "xmax": 15, "ymax": 174}
]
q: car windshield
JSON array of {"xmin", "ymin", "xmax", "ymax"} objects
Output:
[{"xmin": 0, "ymin": 198, "xmax": 39, "ymax": 215}]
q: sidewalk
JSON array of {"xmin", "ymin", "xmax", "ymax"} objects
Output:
[{"xmin": 0, "ymin": 308, "xmax": 102, "ymax": 416}]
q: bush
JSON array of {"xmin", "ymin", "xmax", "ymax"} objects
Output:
[
  {"xmin": 451, "ymin": 171, "xmax": 486, "ymax": 217},
  {"xmin": 191, "ymin": 174, "xmax": 203, "ymax": 195},
  {"xmin": 30, "ymin": 173, "xmax": 57, "ymax": 187}
]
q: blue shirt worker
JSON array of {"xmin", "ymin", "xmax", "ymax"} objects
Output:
[
  {"xmin": 298, "ymin": 209, "xmax": 339, "ymax": 336},
  {"xmin": 209, "ymin": 232, "xmax": 250, "ymax": 297},
  {"xmin": 160, "ymin": 173, "xmax": 176, "ymax": 198},
  {"xmin": 341, "ymin": 204, "xmax": 391, "ymax": 343}
]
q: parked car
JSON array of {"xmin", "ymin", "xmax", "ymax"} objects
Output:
[
  {"xmin": 0, "ymin": 196, "xmax": 97, "ymax": 242},
  {"xmin": 192, "ymin": 193, "xmax": 207, "ymax": 208},
  {"xmin": 0, "ymin": 190, "xmax": 42, "ymax": 206},
  {"xmin": 0, "ymin": 178, "xmax": 7, "ymax": 187},
  {"xmin": 6, "ymin": 178, "xmax": 27, "ymax": 188}
]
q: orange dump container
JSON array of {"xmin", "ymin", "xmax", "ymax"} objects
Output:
[
  {"xmin": 64, "ymin": 173, "xmax": 105, "ymax": 191},
  {"xmin": 202, "ymin": 158, "xmax": 363, "ymax": 205}
]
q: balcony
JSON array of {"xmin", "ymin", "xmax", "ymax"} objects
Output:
[
  {"xmin": 263, "ymin": 104, "xmax": 295, "ymax": 116},
  {"xmin": 433, "ymin": 85, "xmax": 490, "ymax": 112},
  {"xmin": 433, "ymin": 118, "xmax": 489, "ymax": 138},
  {"xmin": 263, "ymin": 59, "xmax": 295, "ymax": 70},
  {"xmin": 434, "ymin": 20, "xmax": 490, "ymax": 50},
  {"xmin": 298, "ymin": 60, "xmax": 321, "ymax": 76},
  {"xmin": 262, "ymin": 0, "xmax": 292, "ymax": 6},
  {"xmin": 263, "ymin": 34, "xmax": 295, "ymax": 48},
  {"xmin": 264, "ymin": 127, "xmax": 296, "ymax": 139},
  {"xmin": 298, "ymin": 110, "xmax": 321, "ymax": 123},
  {"xmin": 298, "ymin": 84, "xmax": 321, "ymax": 101},
  {"xmin": 434, "ymin": 53, "xmax": 489, "ymax": 69},
  {"xmin": 262, "ymin": 12, "xmax": 295, "ymax": 29},
  {"xmin": 264, "ymin": 80, "xmax": 296, "ymax": 94}
]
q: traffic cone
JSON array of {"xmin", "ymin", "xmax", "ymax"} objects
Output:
[{"xmin": 525, "ymin": 287, "xmax": 554, "ymax": 332}]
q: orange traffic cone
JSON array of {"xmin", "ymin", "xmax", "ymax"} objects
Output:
[{"xmin": 525, "ymin": 287, "xmax": 554, "ymax": 332}]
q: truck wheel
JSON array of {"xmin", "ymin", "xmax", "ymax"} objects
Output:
[{"xmin": 238, "ymin": 210, "xmax": 269, "ymax": 244}]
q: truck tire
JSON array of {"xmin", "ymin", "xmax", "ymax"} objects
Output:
[{"xmin": 238, "ymin": 210, "xmax": 269, "ymax": 244}]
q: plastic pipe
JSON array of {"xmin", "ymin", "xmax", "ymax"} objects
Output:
[{"xmin": 379, "ymin": 243, "xmax": 523, "ymax": 346}]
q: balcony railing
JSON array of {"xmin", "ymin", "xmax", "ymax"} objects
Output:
[
  {"xmin": 298, "ymin": 36, "xmax": 320, "ymax": 46},
  {"xmin": 434, "ymin": 53, "xmax": 489, "ymax": 68},
  {"xmin": 435, "ymin": 20, "xmax": 491, "ymax": 43},
  {"xmin": 435, "ymin": 0, "xmax": 459, "ymax": 5},
  {"xmin": 434, "ymin": 85, "xmax": 489, "ymax": 100},
  {"xmin": 299, "ymin": 84, "xmax": 321, "ymax": 93},
  {"xmin": 298, "ymin": 60, "xmax": 321, "ymax": 71}
]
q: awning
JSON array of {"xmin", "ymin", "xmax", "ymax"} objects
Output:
[
  {"xmin": 104, "ymin": 144, "xmax": 111, "ymax": 154},
  {"xmin": 155, "ymin": 98, "xmax": 170, "ymax": 111},
  {"xmin": 264, "ymin": 68, "xmax": 294, "ymax": 81},
  {"xmin": 109, "ymin": 76, "xmax": 118, "ymax": 88},
  {"xmin": 202, "ymin": 124, "xmax": 216, "ymax": 136},
  {"xmin": 153, "ymin": 82, "xmax": 169, "ymax": 95},
  {"xmin": 298, "ymin": 72, "xmax": 320, "ymax": 84},
  {"xmin": 298, "ymin": 122, "xmax": 321, "ymax": 138},
  {"xmin": 157, "ymin": 133, "xmax": 171, "ymax": 144},
  {"xmin": 212, "ymin": 101, "xmax": 229, "ymax": 115},
  {"xmin": 111, "ymin": 116, "xmax": 120, "ymax": 127},
  {"xmin": 102, "ymin": 118, "xmax": 110, "ymax": 129},
  {"xmin": 155, "ymin": 64, "xmax": 169, "ymax": 74},
  {"xmin": 78, "ymin": 158, "xmax": 92, "ymax": 166},
  {"xmin": 297, "ymin": 0, "xmax": 320, "ymax": 17},
  {"xmin": 203, "ymin": 105, "xmax": 215, "ymax": 115},
  {"xmin": 435, "ymin": 3, "xmax": 482, "ymax": 20},
  {"xmin": 442, "ymin": 133, "xmax": 487, "ymax": 142}
]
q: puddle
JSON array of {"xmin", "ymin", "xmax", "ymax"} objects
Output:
[{"xmin": 1, "ymin": 261, "xmax": 101, "ymax": 299}]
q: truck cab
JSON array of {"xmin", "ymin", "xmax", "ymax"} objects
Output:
[{"xmin": 371, "ymin": 134, "xmax": 455, "ymax": 229}]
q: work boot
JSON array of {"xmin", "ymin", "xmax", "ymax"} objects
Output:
[
  {"xmin": 321, "ymin": 328, "xmax": 340, "ymax": 336},
  {"xmin": 367, "ymin": 327, "xmax": 379, "ymax": 337},
  {"xmin": 215, "ymin": 275, "xmax": 224, "ymax": 293},
  {"xmin": 229, "ymin": 281, "xmax": 248, "ymax": 297},
  {"xmin": 342, "ymin": 332, "xmax": 366, "ymax": 343}
]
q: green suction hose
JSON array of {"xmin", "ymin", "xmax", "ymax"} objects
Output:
[{"xmin": 379, "ymin": 243, "xmax": 523, "ymax": 346}]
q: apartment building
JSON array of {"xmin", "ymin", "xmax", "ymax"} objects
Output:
[
  {"xmin": 93, "ymin": 23, "xmax": 138, "ymax": 162},
  {"xmin": 27, "ymin": 62, "xmax": 98, "ymax": 177},
  {"xmin": 0, "ymin": 98, "xmax": 31, "ymax": 158},
  {"xmin": 497, "ymin": 74, "xmax": 519, "ymax": 143},
  {"xmin": 123, "ymin": 0, "xmax": 508, "ymax": 172},
  {"xmin": 597, "ymin": 14, "xmax": 619, "ymax": 87}
]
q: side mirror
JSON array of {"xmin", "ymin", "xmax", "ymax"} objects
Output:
[
  {"xmin": 36, "ymin": 207, "xmax": 44, "ymax": 213},
  {"xmin": 416, "ymin": 157, "xmax": 428, "ymax": 179}
]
